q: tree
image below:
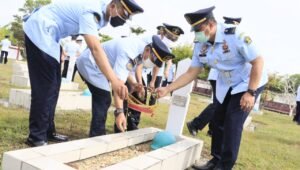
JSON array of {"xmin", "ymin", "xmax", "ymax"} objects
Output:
[
  {"xmin": 282, "ymin": 75, "xmax": 297, "ymax": 116},
  {"xmin": 130, "ymin": 27, "xmax": 146, "ymax": 36},
  {"xmin": 10, "ymin": 0, "xmax": 51, "ymax": 53},
  {"xmin": 18, "ymin": 0, "xmax": 51, "ymax": 14},
  {"xmin": 265, "ymin": 73, "xmax": 284, "ymax": 93},
  {"xmin": 289, "ymin": 74, "xmax": 300, "ymax": 90},
  {"xmin": 171, "ymin": 44, "xmax": 193, "ymax": 64}
]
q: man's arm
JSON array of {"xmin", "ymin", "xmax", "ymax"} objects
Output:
[
  {"xmin": 240, "ymin": 56, "xmax": 264, "ymax": 112},
  {"xmin": 248, "ymin": 56, "xmax": 264, "ymax": 90},
  {"xmin": 135, "ymin": 64, "xmax": 143, "ymax": 84},
  {"xmin": 149, "ymin": 66, "xmax": 160, "ymax": 88},
  {"xmin": 157, "ymin": 67, "xmax": 202, "ymax": 97},
  {"xmin": 83, "ymin": 34, "xmax": 128, "ymax": 99},
  {"xmin": 113, "ymin": 92, "xmax": 127, "ymax": 132},
  {"xmin": 164, "ymin": 60, "xmax": 172, "ymax": 78}
]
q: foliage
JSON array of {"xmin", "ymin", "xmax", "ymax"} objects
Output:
[
  {"xmin": 289, "ymin": 74, "xmax": 300, "ymax": 89},
  {"xmin": 19, "ymin": 0, "xmax": 51, "ymax": 14},
  {"xmin": 265, "ymin": 73, "xmax": 284, "ymax": 93},
  {"xmin": 130, "ymin": 27, "xmax": 146, "ymax": 36},
  {"xmin": 171, "ymin": 44, "xmax": 193, "ymax": 64},
  {"xmin": 99, "ymin": 34, "xmax": 113, "ymax": 43},
  {"xmin": 0, "ymin": 25, "xmax": 16, "ymax": 45}
]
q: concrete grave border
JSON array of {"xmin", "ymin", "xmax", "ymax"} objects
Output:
[{"xmin": 2, "ymin": 127, "xmax": 203, "ymax": 170}]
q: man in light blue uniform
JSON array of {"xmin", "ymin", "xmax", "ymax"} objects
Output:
[
  {"xmin": 77, "ymin": 35, "xmax": 174, "ymax": 136},
  {"xmin": 157, "ymin": 6, "xmax": 267, "ymax": 170},
  {"xmin": 23, "ymin": 0, "xmax": 144, "ymax": 147},
  {"xmin": 149, "ymin": 23, "xmax": 184, "ymax": 106},
  {"xmin": 187, "ymin": 17, "xmax": 242, "ymax": 137}
]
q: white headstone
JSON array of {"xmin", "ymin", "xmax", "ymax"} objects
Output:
[
  {"xmin": 165, "ymin": 59, "xmax": 194, "ymax": 136},
  {"xmin": 252, "ymin": 94, "xmax": 263, "ymax": 115}
]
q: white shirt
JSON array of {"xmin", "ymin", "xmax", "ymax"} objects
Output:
[
  {"xmin": 63, "ymin": 40, "xmax": 80, "ymax": 60},
  {"xmin": 297, "ymin": 86, "xmax": 300, "ymax": 101},
  {"xmin": 0, "ymin": 38, "xmax": 11, "ymax": 52}
]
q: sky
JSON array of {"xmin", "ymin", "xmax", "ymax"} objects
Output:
[{"xmin": 0, "ymin": 0, "xmax": 299, "ymax": 75}]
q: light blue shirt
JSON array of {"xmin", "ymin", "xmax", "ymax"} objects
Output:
[
  {"xmin": 191, "ymin": 23, "xmax": 268, "ymax": 103},
  {"xmin": 23, "ymin": 0, "xmax": 110, "ymax": 63},
  {"xmin": 207, "ymin": 68, "xmax": 219, "ymax": 81},
  {"xmin": 76, "ymin": 36, "xmax": 148, "ymax": 91}
]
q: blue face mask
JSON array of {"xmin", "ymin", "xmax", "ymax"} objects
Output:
[{"xmin": 194, "ymin": 31, "xmax": 209, "ymax": 43}]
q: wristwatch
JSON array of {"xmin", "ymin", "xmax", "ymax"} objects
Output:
[
  {"xmin": 114, "ymin": 108, "xmax": 124, "ymax": 117},
  {"xmin": 247, "ymin": 89, "xmax": 257, "ymax": 97}
]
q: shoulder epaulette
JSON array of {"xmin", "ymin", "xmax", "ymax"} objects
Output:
[{"xmin": 224, "ymin": 27, "xmax": 236, "ymax": 35}]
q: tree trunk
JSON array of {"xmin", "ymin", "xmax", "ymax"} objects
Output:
[{"xmin": 289, "ymin": 107, "xmax": 294, "ymax": 117}]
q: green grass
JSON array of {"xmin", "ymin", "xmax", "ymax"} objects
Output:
[{"xmin": 1, "ymin": 60, "xmax": 300, "ymax": 169}]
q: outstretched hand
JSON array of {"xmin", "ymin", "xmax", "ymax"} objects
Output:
[{"xmin": 155, "ymin": 87, "xmax": 170, "ymax": 98}]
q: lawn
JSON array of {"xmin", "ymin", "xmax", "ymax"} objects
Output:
[{"xmin": 0, "ymin": 60, "xmax": 300, "ymax": 169}]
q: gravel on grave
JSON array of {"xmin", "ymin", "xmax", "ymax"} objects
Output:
[{"xmin": 67, "ymin": 142, "xmax": 152, "ymax": 170}]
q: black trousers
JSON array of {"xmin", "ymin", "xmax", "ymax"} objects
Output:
[
  {"xmin": 62, "ymin": 60, "xmax": 77, "ymax": 82},
  {"xmin": 25, "ymin": 34, "xmax": 61, "ymax": 142},
  {"xmin": 72, "ymin": 64, "xmax": 77, "ymax": 82},
  {"xmin": 114, "ymin": 80, "xmax": 147, "ymax": 133},
  {"xmin": 61, "ymin": 60, "xmax": 69, "ymax": 78},
  {"xmin": 149, "ymin": 76, "xmax": 162, "ymax": 106},
  {"xmin": 191, "ymin": 80, "xmax": 217, "ymax": 131},
  {"xmin": 293, "ymin": 101, "xmax": 300, "ymax": 123},
  {"xmin": 147, "ymin": 72, "xmax": 152, "ymax": 87},
  {"xmin": 0, "ymin": 51, "xmax": 8, "ymax": 64},
  {"xmin": 86, "ymin": 81, "xmax": 112, "ymax": 137},
  {"xmin": 211, "ymin": 86, "xmax": 265, "ymax": 170}
]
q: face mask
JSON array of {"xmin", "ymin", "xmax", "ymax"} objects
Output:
[
  {"xmin": 110, "ymin": 16, "xmax": 126, "ymax": 27},
  {"xmin": 109, "ymin": 8, "xmax": 126, "ymax": 27},
  {"xmin": 143, "ymin": 58, "xmax": 156, "ymax": 68},
  {"xmin": 194, "ymin": 31, "xmax": 209, "ymax": 43}
]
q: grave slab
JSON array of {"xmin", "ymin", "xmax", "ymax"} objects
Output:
[{"xmin": 9, "ymin": 89, "xmax": 91, "ymax": 110}]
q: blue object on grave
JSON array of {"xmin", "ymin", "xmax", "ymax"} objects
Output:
[
  {"xmin": 82, "ymin": 88, "xmax": 91, "ymax": 96},
  {"xmin": 150, "ymin": 131, "xmax": 176, "ymax": 150}
]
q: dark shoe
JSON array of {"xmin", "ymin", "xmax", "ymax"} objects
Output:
[
  {"xmin": 48, "ymin": 133, "xmax": 69, "ymax": 142},
  {"xmin": 193, "ymin": 159, "xmax": 217, "ymax": 170},
  {"xmin": 26, "ymin": 137, "xmax": 48, "ymax": 147},
  {"xmin": 187, "ymin": 121, "xmax": 198, "ymax": 136}
]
